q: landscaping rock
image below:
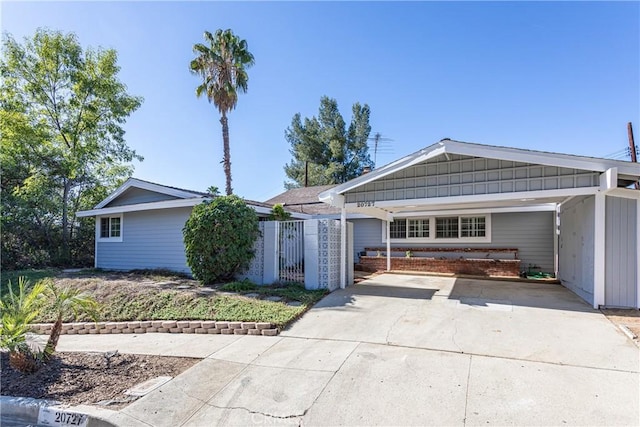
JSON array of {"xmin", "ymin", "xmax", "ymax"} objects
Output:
[
  {"xmin": 169, "ymin": 328, "xmax": 182, "ymax": 333},
  {"xmin": 244, "ymin": 293, "xmax": 260, "ymax": 298},
  {"xmin": 162, "ymin": 321, "xmax": 177, "ymax": 328},
  {"xmin": 248, "ymin": 329, "xmax": 262, "ymax": 336},
  {"xmin": 220, "ymin": 329, "xmax": 234, "ymax": 335},
  {"xmin": 176, "ymin": 321, "xmax": 190, "ymax": 328},
  {"xmin": 140, "ymin": 321, "xmax": 152, "ymax": 328},
  {"xmin": 256, "ymin": 322, "xmax": 272, "ymax": 330},
  {"xmin": 182, "ymin": 328, "xmax": 194, "ymax": 334},
  {"xmin": 134, "ymin": 328, "xmax": 146, "ymax": 334},
  {"xmin": 189, "ymin": 321, "xmax": 201, "ymax": 329},
  {"xmin": 265, "ymin": 296, "xmax": 283, "ymax": 302},
  {"xmin": 195, "ymin": 328, "xmax": 207, "ymax": 334},
  {"xmin": 151, "ymin": 321, "xmax": 163, "ymax": 328},
  {"xmin": 241, "ymin": 322, "xmax": 256, "ymax": 330},
  {"xmin": 207, "ymin": 328, "xmax": 221, "ymax": 334},
  {"xmin": 201, "ymin": 321, "xmax": 216, "ymax": 329},
  {"xmin": 228, "ymin": 322, "xmax": 242, "ymax": 329},
  {"xmin": 215, "ymin": 321, "xmax": 229, "ymax": 329},
  {"xmin": 261, "ymin": 329, "xmax": 278, "ymax": 336},
  {"xmin": 287, "ymin": 301, "xmax": 303, "ymax": 307},
  {"xmin": 233, "ymin": 329, "xmax": 248, "ymax": 335}
]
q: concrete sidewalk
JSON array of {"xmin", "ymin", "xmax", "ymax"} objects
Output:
[{"xmin": 56, "ymin": 273, "xmax": 639, "ymax": 426}]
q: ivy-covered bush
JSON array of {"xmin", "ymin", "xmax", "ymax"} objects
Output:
[{"xmin": 183, "ymin": 196, "xmax": 260, "ymax": 284}]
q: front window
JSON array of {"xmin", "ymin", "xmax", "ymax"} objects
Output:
[
  {"xmin": 408, "ymin": 219, "xmax": 429, "ymax": 238},
  {"xmin": 436, "ymin": 217, "xmax": 458, "ymax": 238},
  {"xmin": 461, "ymin": 216, "xmax": 486, "ymax": 237},
  {"xmin": 385, "ymin": 214, "xmax": 490, "ymax": 242},
  {"xmin": 99, "ymin": 216, "xmax": 122, "ymax": 240},
  {"xmin": 390, "ymin": 220, "xmax": 407, "ymax": 239}
]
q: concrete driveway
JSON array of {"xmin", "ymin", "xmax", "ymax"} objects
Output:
[{"xmin": 66, "ymin": 274, "xmax": 639, "ymax": 426}]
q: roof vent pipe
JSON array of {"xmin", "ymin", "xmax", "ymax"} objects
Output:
[{"xmin": 362, "ymin": 166, "xmax": 372, "ymax": 175}]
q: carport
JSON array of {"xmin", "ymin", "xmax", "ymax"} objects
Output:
[{"xmin": 319, "ymin": 139, "xmax": 640, "ymax": 309}]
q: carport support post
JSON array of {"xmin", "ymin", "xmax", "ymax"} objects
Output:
[
  {"xmin": 593, "ymin": 192, "xmax": 606, "ymax": 309},
  {"xmin": 386, "ymin": 219, "xmax": 391, "ymax": 271},
  {"xmin": 340, "ymin": 206, "xmax": 347, "ymax": 289}
]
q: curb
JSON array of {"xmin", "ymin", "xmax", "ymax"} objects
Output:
[
  {"xmin": 29, "ymin": 321, "xmax": 279, "ymax": 336},
  {"xmin": 0, "ymin": 396, "xmax": 116, "ymax": 427}
]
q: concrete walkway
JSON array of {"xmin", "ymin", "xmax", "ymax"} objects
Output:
[{"xmin": 59, "ymin": 274, "xmax": 639, "ymax": 426}]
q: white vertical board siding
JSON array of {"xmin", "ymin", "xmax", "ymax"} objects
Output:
[
  {"xmin": 605, "ymin": 196, "xmax": 638, "ymax": 308},
  {"xmin": 559, "ymin": 196, "xmax": 595, "ymax": 305},
  {"xmin": 351, "ymin": 212, "xmax": 554, "ymax": 272},
  {"xmin": 97, "ymin": 207, "xmax": 193, "ymax": 273}
]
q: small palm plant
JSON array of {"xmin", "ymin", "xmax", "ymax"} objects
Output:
[
  {"xmin": 0, "ymin": 277, "xmax": 47, "ymax": 373},
  {"xmin": 43, "ymin": 280, "xmax": 99, "ymax": 358}
]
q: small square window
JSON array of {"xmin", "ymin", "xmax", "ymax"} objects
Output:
[
  {"xmin": 408, "ymin": 219, "xmax": 429, "ymax": 238},
  {"xmin": 390, "ymin": 220, "xmax": 407, "ymax": 239},
  {"xmin": 100, "ymin": 216, "xmax": 122, "ymax": 240},
  {"xmin": 461, "ymin": 217, "xmax": 486, "ymax": 237},
  {"xmin": 436, "ymin": 217, "xmax": 458, "ymax": 238}
]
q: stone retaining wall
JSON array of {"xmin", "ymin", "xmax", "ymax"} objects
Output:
[{"xmin": 29, "ymin": 321, "xmax": 279, "ymax": 336}]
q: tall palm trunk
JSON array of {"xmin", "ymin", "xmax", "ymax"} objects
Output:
[{"xmin": 220, "ymin": 112, "xmax": 232, "ymax": 195}]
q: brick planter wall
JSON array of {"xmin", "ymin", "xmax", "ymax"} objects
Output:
[
  {"xmin": 359, "ymin": 256, "xmax": 521, "ymax": 277},
  {"xmin": 28, "ymin": 321, "xmax": 279, "ymax": 336}
]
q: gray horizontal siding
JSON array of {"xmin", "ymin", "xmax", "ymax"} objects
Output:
[
  {"xmin": 97, "ymin": 207, "xmax": 192, "ymax": 274},
  {"xmin": 106, "ymin": 187, "xmax": 179, "ymax": 207},
  {"xmin": 345, "ymin": 154, "xmax": 599, "ymax": 203},
  {"xmin": 351, "ymin": 212, "xmax": 554, "ymax": 272},
  {"xmin": 605, "ymin": 196, "xmax": 637, "ymax": 308}
]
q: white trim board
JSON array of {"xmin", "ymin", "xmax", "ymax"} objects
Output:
[{"xmin": 78, "ymin": 198, "xmax": 206, "ymax": 217}]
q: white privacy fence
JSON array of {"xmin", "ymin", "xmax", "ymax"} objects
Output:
[{"xmin": 238, "ymin": 219, "xmax": 353, "ymax": 291}]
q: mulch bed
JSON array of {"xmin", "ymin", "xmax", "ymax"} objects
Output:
[{"xmin": 1, "ymin": 351, "xmax": 199, "ymax": 408}]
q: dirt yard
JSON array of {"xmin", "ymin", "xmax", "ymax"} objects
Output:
[
  {"xmin": 602, "ymin": 308, "xmax": 640, "ymax": 347},
  {"xmin": 1, "ymin": 351, "xmax": 199, "ymax": 408}
]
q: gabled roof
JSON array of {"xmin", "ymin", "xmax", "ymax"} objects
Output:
[
  {"xmin": 94, "ymin": 178, "xmax": 208, "ymax": 209},
  {"xmin": 320, "ymin": 139, "xmax": 640, "ymax": 200},
  {"xmin": 78, "ymin": 178, "xmax": 309, "ymax": 218},
  {"xmin": 266, "ymin": 185, "xmax": 339, "ymax": 215}
]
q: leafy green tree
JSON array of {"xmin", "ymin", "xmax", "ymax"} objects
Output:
[
  {"xmin": 183, "ymin": 196, "xmax": 260, "ymax": 284},
  {"xmin": 284, "ymin": 96, "xmax": 373, "ymax": 188},
  {"xmin": 190, "ymin": 29, "xmax": 255, "ymax": 196},
  {"xmin": 1, "ymin": 29, "xmax": 143, "ymax": 266}
]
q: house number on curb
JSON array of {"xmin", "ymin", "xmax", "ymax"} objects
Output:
[
  {"xmin": 37, "ymin": 408, "xmax": 88, "ymax": 427},
  {"xmin": 356, "ymin": 201, "xmax": 375, "ymax": 207}
]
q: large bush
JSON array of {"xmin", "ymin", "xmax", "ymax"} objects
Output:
[{"xmin": 183, "ymin": 196, "xmax": 260, "ymax": 284}]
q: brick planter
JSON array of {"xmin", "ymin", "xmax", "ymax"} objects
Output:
[
  {"xmin": 359, "ymin": 256, "xmax": 521, "ymax": 277},
  {"xmin": 28, "ymin": 321, "xmax": 279, "ymax": 336}
]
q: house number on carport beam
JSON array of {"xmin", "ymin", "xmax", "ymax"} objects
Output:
[{"xmin": 357, "ymin": 201, "xmax": 375, "ymax": 207}]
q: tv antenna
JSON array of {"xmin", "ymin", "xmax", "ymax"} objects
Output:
[{"xmin": 368, "ymin": 132, "xmax": 394, "ymax": 168}]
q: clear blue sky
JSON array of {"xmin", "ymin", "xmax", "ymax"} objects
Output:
[{"xmin": 3, "ymin": 1, "xmax": 639, "ymax": 201}]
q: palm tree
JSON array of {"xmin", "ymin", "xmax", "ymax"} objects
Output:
[
  {"xmin": 190, "ymin": 29, "xmax": 255, "ymax": 196},
  {"xmin": 43, "ymin": 280, "xmax": 98, "ymax": 358},
  {"xmin": 0, "ymin": 277, "xmax": 47, "ymax": 373}
]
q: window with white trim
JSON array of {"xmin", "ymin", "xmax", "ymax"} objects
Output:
[
  {"xmin": 435, "ymin": 217, "xmax": 458, "ymax": 238},
  {"xmin": 408, "ymin": 218, "xmax": 429, "ymax": 238},
  {"xmin": 99, "ymin": 216, "xmax": 122, "ymax": 241},
  {"xmin": 389, "ymin": 219, "xmax": 407, "ymax": 239},
  {"xmin": 461, "ymin": 216, "xmax": 486, "ymax": 237},
  {"xmin": 384, "ymin": 214, "xmax": 490, "ymax": 243}
]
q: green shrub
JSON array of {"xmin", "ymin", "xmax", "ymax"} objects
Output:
[{"xmin": 183, "ymin": 196, "xmax": 260, "ymax": 285}]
